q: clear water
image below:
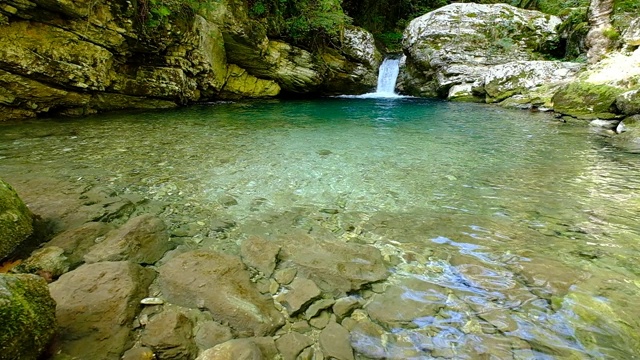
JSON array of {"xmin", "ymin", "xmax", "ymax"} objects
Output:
[{"xmin": 1, "ymin": 98, "xmax": 640, "ymax": 358}]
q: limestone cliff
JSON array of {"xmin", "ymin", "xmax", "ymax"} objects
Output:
[{"xmin": 0, "ymin": 0, "xmax": 381, "ymax": 121}]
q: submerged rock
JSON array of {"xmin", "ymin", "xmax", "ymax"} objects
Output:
[
  {"xmin": 84, "ymin": 214, "xmax": 173, "ymax": 265},
  {"xmin": 612, "ymin": 115, "xmax": 640, "ymax": 152},
  {"xmin": 319, "ymin": 322, "xmax": 354, "ymax": 360},
  {"xmin": 275, "ymin": 277, "xmax": 322, "ymax": 316},
  {"xmin": 275, "ymin": 332, "xmax": 313, "ymax": 360},
  {"xmin": 48, "ymin": 261, "xmax": 156, "ymax": 359},
  {"xmin": 0, "ymin": 178, "xmax": 33, "ymax": 260},
  {"xmin": 365, "ymin": 277, "xmax": 447, "ymax": 329},
  {"xmin": 276, "ymin": 235, "xmax": 388, "ymax": 296},
  {"xmin": 0, "ymin": 274, "xmax": 56, "ymax": 360},
  {"xmin": 46, "ymin": 221, "xmax": 113, "ymax": 268},
  {"xmin": 240, "ymin": 236, "xmax": 280, "ymax": 277},
  {"xmin": 158, "ymin": 250, "xmax": 284, "ymax": 336},
  {"xmin": 195, "ymin": 339, "xmax": 263, "ymax": 360}
]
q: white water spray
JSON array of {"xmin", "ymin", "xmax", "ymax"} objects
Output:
[
  {"xmin": 375, "ymin": 58, "xmax": 400, "ymax": 95},
  {"xmin": 340, "ymin": 57, "xmax": 404, "ymax": 99}
]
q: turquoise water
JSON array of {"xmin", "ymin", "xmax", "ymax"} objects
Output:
[{"xmin": 1, "ymin": 98, "xmax": 640, "ymax": 358}]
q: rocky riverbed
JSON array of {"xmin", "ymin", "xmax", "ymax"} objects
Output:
[{"xmin": 2, "ymin": 98, "xmax": 640, "ymax": 359}]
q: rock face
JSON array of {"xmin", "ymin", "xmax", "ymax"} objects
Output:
[
  {"xmin": 586, "ymin": 0, "xmax": 614, "ymax": 64},
  {"xmin": 623, "ymin": 18, "xmax": 640, "ymax": 47},
  {"xmin": 0, "ymin": 179, "xmax": 33, "ymax": 260},
  {"xmin": 0, "ymin": 274, "xmax": 57, "ymax": 360},
  {"xmin": 48, "ymin": 261, "xmax": 156, "ymax": 359},
  {"xmin": 478, "ymin": 61, "xmax": 584, "ymax": 104},
  {"xmin": 552, "ymin": 49, "xmax": 640, "ymax": 119},
  {"xmin": 157, "ymin": 250, "xmax": 284, "ymax": 336},
  {"xmin": 400, "ymin": 3, "xmax": 562, "ymax": 98},
  {"xmin": 616, "ymin": 89, "xmax": 640, "ymax": 115},
  {"xmin": 0, "ymin": 0, "xmax": 380, "ymax": 120}
]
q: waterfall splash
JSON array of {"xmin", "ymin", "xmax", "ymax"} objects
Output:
[{"xmin": 338, "ymin": 57, "xmax": 405, "ymax": 99}]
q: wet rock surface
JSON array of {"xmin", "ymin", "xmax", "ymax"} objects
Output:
[
  {"xmin": 84, "ymin": 214, "xmax": 173, "ymax": 264},
  {"xmin": 276, "ymin": 235, "xmax": 389, "ymax": 295},
  {"xmin": 48, "ymin": 261, "xmax": 155, "ymax": 359},
  {"xmin": 158, "ymin": 250, "xmax": 284, "ymax": 336},
  {"xmin": 140, "ymin": 309, "xmax": 198, "ymax": 360}
]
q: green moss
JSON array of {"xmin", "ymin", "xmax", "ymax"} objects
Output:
[
  {"xmin": 603, "ymin": 27, "xmax": 621, "ymax": 41},
  {"xmin": 0, "ymin": 179, "xmax": 34, "ymax": 259},
  {"xmin": 552, "ymin": 81, "xmax": 626, "ymax": 119},
  {"xmin": 0, "ymin": 274, "xmax": 57, "ymax": 360}
]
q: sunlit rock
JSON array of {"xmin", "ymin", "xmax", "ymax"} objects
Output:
[
  {"xmin": 400, "ymin": 3, "xmax": 561, "ymax": 97},
  {"xmin": 158, "ymin": 250, "xmax": 284, "ymax": 336}
]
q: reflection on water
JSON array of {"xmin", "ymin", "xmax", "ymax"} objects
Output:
[{"xmin": 2, "ymin": 98, "xmax": 640, "ymax": 358}]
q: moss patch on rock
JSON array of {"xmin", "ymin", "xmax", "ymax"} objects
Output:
[
  {"xmin": 0, "ymin": 274, "xmax": 57, "ymax": 360},
  {"xmin": 0, "ymin": 179, "xmax": 33, "ymax": 260},
  {"xmin": 552, "ymin": 81, "xmax": 626, "ymax": 119}
]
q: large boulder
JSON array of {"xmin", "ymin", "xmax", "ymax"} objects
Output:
[
  {"xmin": 552, "ymin": 47, "xmax": 640, "ymax": 119},
  {"xmin": 48, "ymin": 261, "xmax": 156, "ymax": 359},
  {"xmin": 400, "ymin": 3, "xmax": 562, "ymax": 97},
  {"xmin": 0, "ymin": 274, "xmax": 56, "ymax": 360},
  {"xmin": 157, "ymin": 250, "xmax": 284, "ymax": 337},
  {"xmin": 478, "ymin": 61, "xmax": 584, "ymax": 103},
  {"xmin": 0, "ymin": 178, "xmax": 33, "ymax": 260},
  {"xmin": 616, "ymin": 89, "xmax": 640, "ymax": 115}
]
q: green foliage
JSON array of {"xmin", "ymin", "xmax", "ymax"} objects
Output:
[
  {"xmin": 247, "ymin": 0, "xmax": 351, "ymax": 48},
  {"xmin": 613, "ymin": 0, "xmax": 640, "ymax": 13},
  {"xmin": 603, "ymin": 26, "xmax": 621, "ymax": 41},
  {"xmin": 376, "ymin": 31, "xmax": 404, "ymax": 52},
  {"xmin": 138, "ymin": 0, "xmax": 215, "ymax": 29}
]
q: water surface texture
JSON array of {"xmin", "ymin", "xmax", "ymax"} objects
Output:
[{"xmin": 2, "ymin": 98, "xmax": 640, "ymax": 358}]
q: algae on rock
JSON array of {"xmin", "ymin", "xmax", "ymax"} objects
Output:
[
  {"xmin": 0, "ymin": 178, "xmax": 33, "ymax": 260},
  {"xmin": 0, "ymin": 274, "xmax": 57, "ymax": 360}
]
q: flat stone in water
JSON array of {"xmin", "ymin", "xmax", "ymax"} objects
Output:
[
  {"xmin": 276, "ymin": 235, "xmax": 389, "ymax": 296},
  {"xmin": 275, "ymin": 277, "xmax": 322, "ymax": 316},
  {"xmin": 157, "ymin": 250, "xmax": 284, "ymax": 337}
]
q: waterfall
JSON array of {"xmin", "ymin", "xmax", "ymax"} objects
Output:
[
  {"xmin": 337, "ymin": 56, "xmax": 405, "ymax": 98},
  {"xmin": 375, "ymin": 58, "xmax": 400, "ymax": 95}
]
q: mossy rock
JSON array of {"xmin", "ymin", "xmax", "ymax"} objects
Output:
[
  {"xmin": 0, "ymin": 274, "xmax": 57, "ymax": 360},
  {"xmin": 0, "ymin": 179, "xmax": 33, "ymax": 260},
  {"xmin": 552, "ymin": 81, "xmax": 625, "ymax": 119},
  {"xmin": 616, "ymin": 89, "xmax": 640, "ymax": 115}
]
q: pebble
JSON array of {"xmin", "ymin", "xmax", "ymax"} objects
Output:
[{"xmin": 141, "ymin": 297, "xmax": 164, "ymax": 305}]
